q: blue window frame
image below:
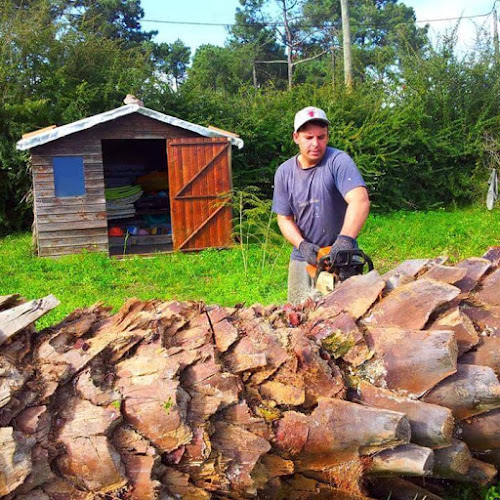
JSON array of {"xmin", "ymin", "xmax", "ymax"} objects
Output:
[{"xmin": 53, "ymin": 157, "xmax": 85, "ymax": 197}]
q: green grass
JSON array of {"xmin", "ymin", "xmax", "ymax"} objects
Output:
[
  {"xmin": 0, "ymin": 204, "xmax": 499, "ymax": 499},
  {"xmin": 0, "ymin": 234, "xmax": 290, "ymax": 329},
  {"xmin": 1, "ymin": 204, "xmax": 499, "ymax": 331}
]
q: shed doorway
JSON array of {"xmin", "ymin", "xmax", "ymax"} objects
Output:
[{"xmin": 102, "ymin": 139, "xmax": 173, "ymax": 256}]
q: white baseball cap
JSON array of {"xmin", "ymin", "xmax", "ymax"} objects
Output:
[{"xmin": 294, "ymin": 106, "xmax": 330, "ymax": 132}]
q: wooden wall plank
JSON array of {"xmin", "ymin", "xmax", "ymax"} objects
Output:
[
  {"xmin": 170, "ymin": 140, "xmax": 180, "ymax": 249},
  {"xmin": 38, "ymin": 235, "xmax": 109, "ymax": 249},
  {"xmin": 35, "ymin": 186, "xmax": 103, "ymax": 198},
  {"xmin": 200, "ymin": 142, "xmax": 210, "ymax": 248},
  {"xmin": 35, "ymin": 203, "xmax": 105, "ymax": 216},
  {"xmin": 184, "ymin": 141, "xmax": 194, "ymax": 248},
  {"xmin": 34, "ymin": 195, "xmax": 106, "ymax": 207},
  {"xmin": 211, "ymin": 140, "xmax": 221, "ymax": 247},
  {"xmin": 37, "ymin": 220, "xmax": 108, "ymax": 232},
  {"xmin": 38, "ymin": 227, "xmax": 108, "ymax": 241},
  {"xmin": 33, "ymin": 179, "xmax": 105, "ymax": 192},
  {"xmin": 39, "ymin": 243, "xmax": 108, "ymax": 257},
  {"xmin": 37, "ymin": 211, "xmax": 106, "ymax": 224},
  {"xmin": 191, "ymin": 142, "xmax": 201, "ymax": 249},
  {"xmin": 34, "ymin": 171, "xmax": 104, "ymax": 183},
  {"xmin": 31, "ymin": 153, "xmax": 102, "ymax": 167},
  {"xmin": 169, "ymin": 139, "xmax": 228, "ymax": 147},
  {"xmin": 32, "ymin": 165, "xmax": 103, "ymax": 177}
]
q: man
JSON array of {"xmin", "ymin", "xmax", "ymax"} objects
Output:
[{"xmin": 272, "ymin": 106, "xmax": 370, "ymax": 304}]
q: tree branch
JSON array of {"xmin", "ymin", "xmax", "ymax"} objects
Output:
[{"xmin": 292, "ymin": 49, "xmax": 329, "ymax": 66}]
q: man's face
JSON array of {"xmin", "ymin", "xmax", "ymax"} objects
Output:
[{"xmin": 293, "ymin": 122, "xmax": 329, "ymax": 168}]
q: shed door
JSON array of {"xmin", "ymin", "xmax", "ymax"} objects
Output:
[{"xmin": 167, "ymin": 137, "xmax": 233, "ymax": 251}]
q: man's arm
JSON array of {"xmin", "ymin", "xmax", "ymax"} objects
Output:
[
  {"xmin": 339, "ymin": 186, "xmax": 370, "ymax": 238},
  {"xmin": 276, "ymin": 214, "xmax": 305, "ymax": 248}
]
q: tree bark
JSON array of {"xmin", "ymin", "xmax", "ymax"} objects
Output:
[
  {"xmin": 365, "ymin": 444, "xmax": 434, "ymax": 477},
  {"xmin": 0, "ymin": 295, "xmax": 59, "ymax": 345},
  {"xmin": 423, "ymin": 364, "xmax": 500, "ymax": 419},
  {"xmin": 460, "ymin": 336, "xmax": 500, "ymax": 373},
  {"xmin": 355, "ymin": 381, "xmax": 454, "ymax": 448},
  {"xmin": 368, "ymin": 477, "xmax": 444, "ymax": 500},
  {"xmin": 432, "ymin": 439, "xmax": 472, "ymax": 477},
  {"xmin": 459, "ymin": 408, "xmax": 500, "ymax": 451},
  {"xmin": 363, "ymin": 327, "xmax": 458, "ymax": 396}
]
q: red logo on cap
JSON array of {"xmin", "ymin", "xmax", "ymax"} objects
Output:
[{"xmin": 308, "ymin": 111, "xmax": 315, "ymax": 117}]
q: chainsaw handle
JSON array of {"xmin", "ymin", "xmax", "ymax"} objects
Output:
[
  {"xmin": 321, "ymin": 248, "xmax": 374, "ymax": 273},
  {"xmin": 364, "ymin": 252, "xmax": 374, "ymax": 272},
  {"xmin": 306, "ymin": 247, "xmax": 373, "ymax": 279}
]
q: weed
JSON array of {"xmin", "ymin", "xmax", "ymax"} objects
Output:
[
  {"xmin": 162, "ymin": 397, "xmax": 173, "ymax": 414},
  {"xmin": 231, "ymin": 186, "xmax": 285, "ymax": 277}
]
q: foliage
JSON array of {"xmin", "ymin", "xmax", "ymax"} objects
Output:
[
  {"xmin": 179, "ymin": 49, "xmax": 500, "ymax": 210},
  {"xmin": 231, "ymin": 186, "xmax": 286, "ymax": 276},
  {"xmin": 2, "ymin": 0, "xmax": 500, "ymax": 233},
  {"xmin": 153, "ymin": 39, "xmax": 191, "ymax": 90},
  {"xmin": 485, "ymin": 484, "xmax": 500, "ymax": 500},
  {"xmin": 0, "ymin": 0, "xmax": 154, "ymax": 235},
  {"xmin": 227, "ymin": 0, "xmax": 287, "ymax": 88},
  {"xmin": 62, "ymin": 0, "xmax": 157, "ymax": 45},
  {"xmin": 445, "ymin": 483, "xmax": 500, "ymax": 500},
  {"xmin": 301, "ymin": 0, "xmax": 429, "ymax": 82},
  {"xmin": 185, "ymin": 44, "xmax": 259, "ymax": 94},
  {"xmin": 0, "ymin": 204, "xmax": 498, "ymax": 331}
]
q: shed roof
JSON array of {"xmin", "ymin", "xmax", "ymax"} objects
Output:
[{"xmin": 16, "ymin": 104, "xmax": 244, "ymax": 151}]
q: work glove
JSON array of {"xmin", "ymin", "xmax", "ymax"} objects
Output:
[
  {"xmin": 299, "ymin": 240, "xmax": 321, "ymax": 266},
  {"xmin": 329, "ymin": 235, "xmax": 358, "ymax": 264}
]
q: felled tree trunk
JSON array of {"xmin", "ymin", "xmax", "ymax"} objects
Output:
[
  {"xmin": 0, "ymin": 248, "xmax": 499, "ymax": 499},
  {"xmin": 432, "ymin": 439, "xmax": 472, "ymax": 478},
  {"xmin": 355, "ymin": 381, "xmax": 454, "ymax": 448},
  {"xmin": 365, "ymin": 444, "xmax": 434, "ymax": 477}
]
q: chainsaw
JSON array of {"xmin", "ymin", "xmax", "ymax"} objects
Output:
[{"xmin": 306, "ymin": 247, "xmax": 374, "ymax": 295}]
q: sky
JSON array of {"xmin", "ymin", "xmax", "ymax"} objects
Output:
[{"xmin": 141, "ymin": 0, "xmax": 497, "ymax": 55}]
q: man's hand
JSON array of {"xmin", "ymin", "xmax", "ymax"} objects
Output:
[
  {"xmin": 299, "ymin": 240, "xmax": 321, "ymax": 266},
  {"xmin": 329, "ymin": 235, "xmax": 358, "ymax": 263}
]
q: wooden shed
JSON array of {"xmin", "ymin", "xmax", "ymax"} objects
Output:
[{"xmin": 17, "ymin": 103, "xmax": 244, "ymax": 257}]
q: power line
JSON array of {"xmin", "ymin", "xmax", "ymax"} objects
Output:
[
  {"xmin": 142, "ymin": 11, "xmax": 493, "ymax": 28},
  {"xmin": 414, "ymin": 12, "xmax": 492, "ymax": 23}
]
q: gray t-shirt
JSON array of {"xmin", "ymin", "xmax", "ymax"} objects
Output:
[{"xmin": 272, "ymin": 147, "xmax": 366, "ymax": 261}]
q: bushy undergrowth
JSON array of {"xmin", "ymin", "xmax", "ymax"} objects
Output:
[
  {"xmin": 176, "ymin": 57, "xmax": 500, "ymax": 212},
  {"xmin": 2, "ymin": 14, "xmax": 500, "ymax": 234}
]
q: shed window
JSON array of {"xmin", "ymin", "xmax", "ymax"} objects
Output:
[{"xmin": 53, "ymin": 157, "xmax": 85, "ymax": 197}]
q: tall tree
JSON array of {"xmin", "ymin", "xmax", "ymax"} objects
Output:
[
  {"xmin": 227, "ymin": 0, "xmax": 287, "ymax": 87},
  {"xmin": 186, "ymin": 44, "xmax": 256, "ymax": 94},
  {"xmin": 0, "ymin": 0, "xmax": 154, "ymax": 234},
  {"xmin": 274, "ymin": 0, "xmax": 329, "ymax": 89},
  {"xmin": 154, "ymin": 40, "xmax": 191, "ymax": 90},
  {"xmin": 302, "ymin": 0, "xmax": 429, "ymax": 80},
  {"xmin": 63, "ymin": 0, "xmax": 157, "ymax": 45}
]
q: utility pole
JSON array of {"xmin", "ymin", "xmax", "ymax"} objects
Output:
[
  {"xmin": 281, "ymin": 0, "xmax": 294, "ymax": 90},
  {"xmin": 494, "ymin": 6, "xmax": 499, "ymax": 62},
  {"xmin": 340, "ymin": 0, "xmax": 353, "ymax": 90}
]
